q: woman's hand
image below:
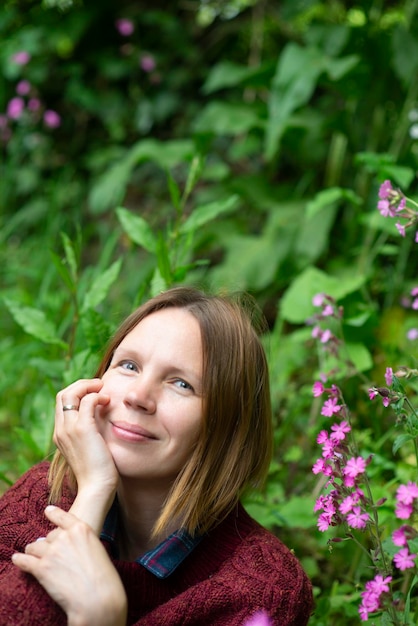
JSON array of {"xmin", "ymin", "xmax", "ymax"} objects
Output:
[
  {"xmin": 55, "ymin": 378, "xmax": 118, "ymax": 532},
  {"xmin": 12, "ymin": 506, "xmax": 127, "ymax": 626}
]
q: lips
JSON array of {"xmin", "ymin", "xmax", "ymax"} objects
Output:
[{"xmin": 110, "ymin": 421, "xmax": 157, "ymax": 442}]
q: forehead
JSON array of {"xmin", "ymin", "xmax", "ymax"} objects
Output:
[{"xmin": 117, "ymin": 308, "xmax": 202, "ymax": 364}]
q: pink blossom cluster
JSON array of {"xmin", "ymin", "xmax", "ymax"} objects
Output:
[
  {"xmin": 358, "ymin": 574, "xmax": 392, "ymax": 621},
  {"xmin": 377, "ymin": 180, "xmax": 418, "ymax": 241},
  {"xmin": 401, "ymin": 286, "xmax": 418, "ymax": 341},
  {"xmin": 389, "ymin": 484, "xmax": 418, "ymax": 577},
  {"xmin": 1, "ymin": 51, "xmax": 61, "ymax": 143},
  {"xmin": 308, "ymin": 294, "xmax": 343, "ymax": 358},
  {"xmin": 312, "ymin": 383, "xmax": 371, "ymax": 532}
]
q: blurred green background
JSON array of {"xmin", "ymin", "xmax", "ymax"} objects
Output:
[{"xmin": 1, "ymin": 0, "xmax": 418, "ymax": 622}]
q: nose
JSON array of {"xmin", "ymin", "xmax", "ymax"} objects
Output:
[{"xmin": 124, "ymin": 376, "xmax": 157, "ymax": 414}]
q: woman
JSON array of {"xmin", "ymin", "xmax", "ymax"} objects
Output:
[{"xmin": 0, "ymin": 287, "xmax": 312, "ymax": 625}]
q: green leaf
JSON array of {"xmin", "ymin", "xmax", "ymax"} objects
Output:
[
  {"xmin": 183, "ymin": 154, "xmax": 204, "ymax": 204},
  {"xmin": 393, "ymin": 433, "xmax": 415, "ymax": 455},
  {"xmin": 89, "ymin": 158, "xmax": 132, "ymax": 215},
  {"xmin": 80, "ymin": 309, "xmax": 112, "ymax": 352},
  {"xmin": 392, "ymin": 24, "xmax": 418, "ymax": 85},
  {"xmin": 324, "ymin": 54, "xmax": 359, "ymax": 80},
  {"xmin": 280, "ymin": 266, "xmax": 366, "ymax": 323},
  {"xmin": 306, "ymin": 187, "xmax": 362, "ymax": 219},
  {"xmin": 155, "ymin": 233, "xmax": 172, "ymax": 284},
  {"xmin": 275, "ymin": 496, "xmax": 317, "ymax": 529},
  {"xmin": 82, "ymin": 259, "xmax": 122, "ymax": 312},
  {"xmin": 202, "ymin": 60, "xmax": 267, "ymax": 94},
  {"xmin": 50, "ymin": 250, "xmax": 75, "ymax": 292},
  {"xmin": 167, "ymin": 171, "xmax": 181, "ymax": 212},
  {"xmin": 60, "ymin": 231, "xmax": 78, "ymax": 282},
  {"xmin": 3, "ymin": 298, "xmax": 68, "ymax": 348},
  {"xmin": 345, "ymin": 342, "xmax": 373, "ymax": 373},
  {"xmin": 265, "ymin": 44, "xmax": 324, "ymax": 161},
  {"xmin": 116, "ymin": 207, "xmax": 157, "ymax": 253},
  {"xmin": 13, "ymin": 427, "xmax": 43, "ymax": 456},
  {"xmin": 193, "ymin": 102, "xmax": 263, "ymax": 135},
  {"xmin": 180, "ymin": 195, "xmax": 239, "ymax": 234},
  {"xmin": 89, "ymin": 140, "xmax": 194, "ymax": 214}
]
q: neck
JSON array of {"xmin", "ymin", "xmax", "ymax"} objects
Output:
[{"xmin": 115, "ymin": 478, "xmax": 175, "ymax": 560}]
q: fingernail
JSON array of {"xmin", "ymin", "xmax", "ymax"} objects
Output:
[{"xmin": 45, "ymin": 505, "xmax": 56, "ymax": 512}]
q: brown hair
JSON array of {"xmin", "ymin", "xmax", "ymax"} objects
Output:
[{"xmin": 49, "ymin": 286, "xmax": 273, "ymax": 538}]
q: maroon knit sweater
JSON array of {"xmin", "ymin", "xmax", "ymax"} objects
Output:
[{"xmin": 0, "ymin": 462, "xmax": 312, "ymax": 625}]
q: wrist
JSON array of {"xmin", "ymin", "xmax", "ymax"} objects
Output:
[
  {"xmin": 69, "ymin": 486, "xmax": 116, "ymax": 535},
  {"xmin": 67, "ymin": 595, "xmax": 127, "ymax": 626}
]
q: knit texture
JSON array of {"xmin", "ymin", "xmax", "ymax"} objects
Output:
[{"xmin": 0, "ymin": 463, "xmax": 313, "ymax": 625}]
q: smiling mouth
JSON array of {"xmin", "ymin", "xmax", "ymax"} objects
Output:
[{"xmin": 110, "ymin": 421, "xmax": 157, "ymax": 442}]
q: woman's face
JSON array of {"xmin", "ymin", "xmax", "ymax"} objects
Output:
[{"xmin": 95, "ymin": 308, "xmax": 204, "ymax": 488}]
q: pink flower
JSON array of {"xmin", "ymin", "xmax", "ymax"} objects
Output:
[
  {"xmin": 343, "ymin": 456, "xmax": 366, "ymax": 479},
  {"xmin": 330, "ymin": 420, "xmax": 351, "ymax": 442},
  {"xmin": 16, "ymin": 80, "xmax": 31, "ymax": 96},
  {"xmin": 316, "ymin": 430, "xmax": 328, "ymax": 444},
  {"xmin": 382, "ymin": 397, "xmax": 390, "ymax": 407},
  {"xmin": 243, "ymin": 611, "xmax": 272, "ymax": 626},
  {"xmin": 115, "ymin": 18, "xmax": 134, "ymax": 36},
  {"xmin": 397, "ymin": 197, "xmax": 406, "ymax": 212},
  {"xmin": 384, "ymin": 367, "xmax": 393, "ymax": 386},
  {"xmin": 347, "ymin": 506, "xmax": 369, "ymax": 529},
  {"xmin": 321, "ymin": 397, "xmax": 342, "ymax": 417},
  {"xmin": 7, "ymin": 97, "xmax": 24, "ymax": 119},
  {"xmin": 317, "ymin": 512, "xmax": 332, "ymax": 532},
  {"xmin": 415, "ymin": 231, "xmax": 418, "ymax": 243},
  {"xmin": 393, "ymin": 547, "xmax": 416, "ymax": 571},
  {"xmin": 396, "ymin": 482, "xmax": 418, "ymax": 505},
  {"xmin": 407, "ymin": 328, "xmax": 418, "ymax": 340},
  {"xmin": 339, "ymin": 495, "xmax": 356, "ymax": 514},
  {"xmin": 28, "ymin": 98, "xmax": 41, "ymax": 112},
  {"xmin": 359, "ymin": 574, "xmax": 392, "ymax": 620},
  {"xmin": 321, "ymin": 438, "xmax": 335, "ymax": 459},
  {"xmin": 140, "ymin": 53, "xmax": 156, "ymax": 72},
  {"xmin": 312, "ymin": 293, "xmax": 325, "ymax": 307},
  {"xmin": 320, "ymin": 329, "xmax": 332, "ymax": 343},
  {"xmin": 368, "ymin": 388, "xmax": 378, "ymax": 400},
  {"xmin": 396, "ymin": 222, "xmax": 406, "ymax": 237},
  {"xmin": 312, "ymin": 459, "xmax": 326, "ymax": 475},
  {"xmin": 378, "ymin": 199, "xmax": 396, "ymax": 217},
  {"xmin": 11, "ymin": 50, "xmax": 31, "ymax": 65},
  {"xmin": 392, "ymin": 526, "xmax": 409, "ymax": 547},
  {"xmin": 311, "ymin": 325, "xmax": 321, "ymax": 338},
  {"xmin": 367, "ymin": 574, "xmax": 392, "ymax": 595},
  {"xmin": 395, "ymin": 502, "xmax": 413, "ymax": 520},
  {"xmin": 312, "ymin": 381, "xmax": 325, "ymax": 397},
  {"xmin": 379, "ymin": 180, "xmax": 393, "ymax": 199},
  {"xmin": 322, "ymin": 304, "xmax": 334, "ymax": 316},
  {"xmin": 43, "ymin": 110, "xmax": 61, "ymax": 128}
]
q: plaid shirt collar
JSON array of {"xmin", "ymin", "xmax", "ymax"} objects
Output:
[{"xmin": 100, "ymin": 498, "xmax": 202, "ymax": 579}]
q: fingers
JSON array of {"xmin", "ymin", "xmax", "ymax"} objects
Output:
[
  {"xmin": 57, "ymin": 378, "xmax": 104, "ymax": 408},
  {"xmin": 54, "ymin": 378, "xmax": 110, "ymax": 444},
  {"xmin": 44, "ymin": 504, "xmax": 77, "ymax": 530}
]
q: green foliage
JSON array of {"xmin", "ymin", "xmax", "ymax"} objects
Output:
[{"xmin": 1, "ymin": 0, "xmax": 418, "ymax": 622}]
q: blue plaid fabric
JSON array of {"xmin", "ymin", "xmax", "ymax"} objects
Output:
[{"xmin": 100, "ymin": 499, "xmax": 202, "ymax": 579}]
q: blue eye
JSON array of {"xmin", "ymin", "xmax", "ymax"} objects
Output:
[
  {"xmin": 120, "ymin": 360, "xmax": 138, "ymax": 372},
  {"xmin": 174, "ymin": 379, "xmax": 193, "ymax": 391}
]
